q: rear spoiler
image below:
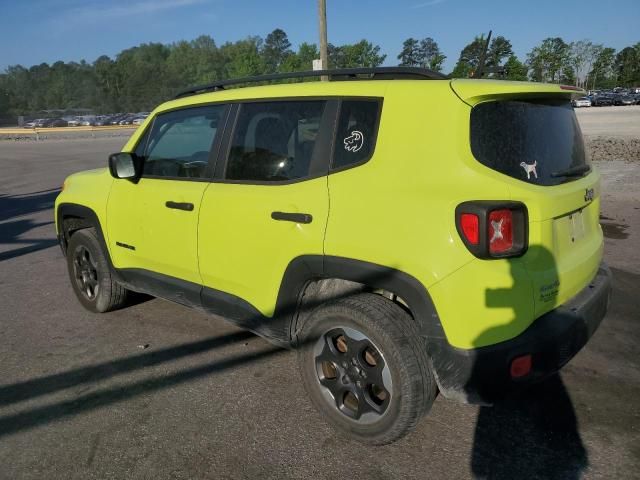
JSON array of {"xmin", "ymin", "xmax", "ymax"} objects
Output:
[{"xmin": 450, "ymin": 79, "xmax": 586, "ymax": 106}]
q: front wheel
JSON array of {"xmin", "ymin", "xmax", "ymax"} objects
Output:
[
  {"xmin": 66, "ymin": 228, "xmax": 129, "ymax": 313},
  {"xmin": 297, "ymin": 293, "xmax": 437, "ymax": 445}
]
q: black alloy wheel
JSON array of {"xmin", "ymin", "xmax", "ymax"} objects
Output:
[
  {"xmin": 72, "ymin": 244, "xmax": 100, "ymax": 300},
  {"xmin": 314, "ymin": 326, "xmax": 392, "ymax": 422}
]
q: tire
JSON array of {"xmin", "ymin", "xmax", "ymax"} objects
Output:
[
  {"xmin": 297, "ymin": 293, "xmax": 437, "ymax": 445},
  {"xmin": 66, "ymin": 228, "xmax": 128, "ymax": 313}
]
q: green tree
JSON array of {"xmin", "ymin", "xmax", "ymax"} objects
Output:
[
  {"xmin": 588, "ymin": 47, "xmax": 617, "ymax": 89},
  {"xmin": 486, "ymin": 36, "xmax": 513, "ymax": 69},
  {"xmin": 280, "ymin": 42, "xmax": 319, "ymax": 73},
  {"xmin": 451, "ymin": 34, "xmax": 511, "ymax": 78},
  {"xmin": 567, "ymin": 40, "xmax": 601, "ymax": 88},
  {"xmin": 220, "ymin": 36, "xmax": 265, "ymax": 79},
  {"xmin": 615, "ymin": 44, "xmax": 640, "ymax": 87},
  {"xmin": 0, "ymin": 31, "xmax": 396, "ymax": 116},
  {"xmin": 329, "ymin": 40, "xmax": 386, "ymax": 68},
  {"xmin": 504, "ymin": 55, "xmax": 528, "ymax": 81},
  {"xmin": 526, "ymin": 37, "xmax": 570, "ymax": 83},
  {"xmin": 262, "ymin": 28, "xmax": 293, "ymax": 73},
  {"xmin": 398, "ymin": 38, "xmax": 421, "ymax": 66},
  {"xmin": 419, "ymin": 38, "xmax": 446, "ymax": 71}
]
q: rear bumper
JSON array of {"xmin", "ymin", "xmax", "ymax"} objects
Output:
[{"xmin": 431, "ymin": 262, "xmax": 612, "ymax": 405}]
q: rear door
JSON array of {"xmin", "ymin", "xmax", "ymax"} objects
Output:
[
  {"xmin": 197, "ymin": 99, "xmax": 335, "ymax": 320},
  {"xmin": 107, "ymin": 104, "xmax": 228, "ymax": 289}
]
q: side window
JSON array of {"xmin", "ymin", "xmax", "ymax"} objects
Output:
[
  {"xmin": 226, "ymin": 101, "xmax": 326, "ymax": 182},
  {"xmin": 333, "ymin": 100, "xmax": 381, "ymax": 170},
  {"xmin": 142, "ymin": 105, "xmax": 225, "ymax": 179}
]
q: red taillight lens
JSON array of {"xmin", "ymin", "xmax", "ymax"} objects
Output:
[
  {"xmin": 460, "ymin": 213, "xmax": 479, "ymax": 245},
  {"xmin": 488, "ymin": 209, "xmax": 513, "ymax": 254},
  {"xmin": 510, "ymin": 354, "xmax": 532, "ymax": 378}
]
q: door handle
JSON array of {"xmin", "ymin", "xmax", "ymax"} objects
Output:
[
  {"xmin": 271, "ymin": 211, "xmax": 313, "ymax": 224},
  {"xmin": 166, "ymin": 201, "xmax": 194, "ymax": 211}
]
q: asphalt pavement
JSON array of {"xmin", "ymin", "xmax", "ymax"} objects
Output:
[{"xmin": 0, "ymin": 136, "xmax": 638, "ymax": 479}]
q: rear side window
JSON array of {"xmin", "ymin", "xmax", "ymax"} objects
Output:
[
  {"xmin": 226, "ymin": 101, "xmax": 326, "ymax": 182},
  {"xmin": 332, "ymin": 100, "xmax": 381, "ymax": 170},
  {"xmin": 143, "ymin": 105, "xmax": 225, "ymax": 179},
  {"xmin": 470, "ymin": 99, "xmax": 589, "ymax": 186}
]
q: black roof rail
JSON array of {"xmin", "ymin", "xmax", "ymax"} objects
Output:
[{"xmin": 173, "ymin": 67, "xmax": 448, "ymax": 99}]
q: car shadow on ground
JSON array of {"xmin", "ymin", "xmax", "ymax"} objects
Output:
[
  {"xmin": 470, "ymin": 245, "xmax": 588, "ymax": 480},
  {"xmin": 471, "ymin": 374, "xmax": 587, "ymax": 480},
  {"xmin": 0, "ymin": 189, "xmax": 61, "ymax": 262}
]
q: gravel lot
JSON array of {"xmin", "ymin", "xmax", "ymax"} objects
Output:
[
  {"xmin": 576, "ymin": 106, "xmax": 640, "ymax": 163},
  {"xmin": 0, "ymin": 107, "xmax": 639, "ymax": 479}
]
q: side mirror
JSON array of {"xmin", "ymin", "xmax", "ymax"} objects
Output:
[{"xmin": 108, "ymin": 152, "xmax": 142, "ymax": 182}]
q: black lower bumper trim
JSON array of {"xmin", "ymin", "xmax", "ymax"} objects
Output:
[{"xmin": 430, "ymin": 263, "xmax": 612, "ymax": 405}]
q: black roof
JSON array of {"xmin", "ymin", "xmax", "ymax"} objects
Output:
[{"xmin": 174, "ymin": 67, "xmax": 448, "ymax": 99}]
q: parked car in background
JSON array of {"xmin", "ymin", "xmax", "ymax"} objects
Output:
[
  {"xmin": 132, "ymin": 117, "xmax": 146, "ymax": 125},
  {"xmin": 23, "ymin": 118, "xmax": 44, "ymax": 128},
  {"xmin": 94, "ymin": 116, "xmax": 111, "ymax": 126},
  {"xmin": 66, "ymin": 118, "xmax": 82, "ymax": 127},
  {"xmin": 572, "ymin": 97, "xmax": 592, "ymax": 107},
  {"xmin": 42, "ymin": 118, "xmax": 68, "ymax": 127},
  {"xmin": 591, "ymin": 95, "xmax": 614, "ymax": 106},
  {"xmin": 614, "ymin": 95, "xmax": 635, "ymax": 106}
]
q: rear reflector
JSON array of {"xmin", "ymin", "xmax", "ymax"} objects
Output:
[
  {"xmin": 510, "ymin": 354, "xmax": 532, "ymax": 378},
  {"xmin": 460, "ymin": 213, "xmax": 479, "ymax": 245},
  {"xmin": 488, "ymin": 209, "xmax": 513, "ymax": 254}
]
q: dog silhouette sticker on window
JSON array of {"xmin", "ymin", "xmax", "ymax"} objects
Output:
[
  {"xmin": 520, "ymin": 160, "xmax": 538, "ymax": 179},
  {"xmin": 344, "ymin": 130, "xmax": 364, "ymax": 153}
]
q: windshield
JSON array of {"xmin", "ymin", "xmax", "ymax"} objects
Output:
[{"xmin": 470, "ymin": 99, "xmax": 589, "ymax": 186}]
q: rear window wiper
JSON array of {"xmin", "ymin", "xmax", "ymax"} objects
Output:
[{"xmin": 550, "ymin": 164, "xmax": 591, "ymax": 178}]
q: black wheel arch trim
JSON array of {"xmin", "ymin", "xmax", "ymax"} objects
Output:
[{"xmin": 57, "ymin": 204, "xmax": 112, "ymax": 261}]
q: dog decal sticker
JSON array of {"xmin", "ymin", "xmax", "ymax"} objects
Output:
[
  {"xmin": 520, "ymin": 160, "xmax": 538, "ymax": 179},
  {"xmin": 344, "ymin": 130, "xmax": 364, "ymax": 153}
]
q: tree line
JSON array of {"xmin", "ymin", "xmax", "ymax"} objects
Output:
[{"xmin": 0, "ymin": 28, "xmax": 638, "ymax": 119}]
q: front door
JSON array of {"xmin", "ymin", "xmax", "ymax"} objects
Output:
[{"xmin": 107, "ymin": 104, "xmax": 228, "ymax": 290}]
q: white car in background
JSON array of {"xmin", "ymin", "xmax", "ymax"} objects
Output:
[{"xmin": 572, "ymin": 97, "xmax": 592, "ymax": 108}]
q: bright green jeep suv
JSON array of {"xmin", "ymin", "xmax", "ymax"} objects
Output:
[{"xmin": 55, "ymin": 68, "xmax": 611, "ymax": 445}]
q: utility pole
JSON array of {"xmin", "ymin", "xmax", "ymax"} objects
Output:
[{"xmin": 318, "ymin": 0, "xmax": 328, "ymax": 80}]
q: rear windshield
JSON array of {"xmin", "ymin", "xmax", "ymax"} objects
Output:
[{"xmin": 470, "ymin": 99, "xmax": 589, "ymax": 185}]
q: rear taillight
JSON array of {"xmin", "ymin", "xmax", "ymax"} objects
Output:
[
  {"xmin": 460, "ymin": 213, "xmax": 479, "ymax": 245},
  {"xmin": 455, "ymin": 201, "xmax": 528, "ymax": 259},
  {"xmin": 488, "ymin": 209, "xmax": 513, "ymax": 254}
]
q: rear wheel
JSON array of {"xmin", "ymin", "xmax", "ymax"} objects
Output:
[
  {"xmin": 66, "ymin": 228, "xmax": 128, "ymax": 313},
  {"xmin": 297, "ymin": 293, "xmax": 437, "ymax": 445}
]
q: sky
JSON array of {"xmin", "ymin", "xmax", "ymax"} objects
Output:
[{"xmin": 0, "ymin": 0, "xmax": 638, "ymax": 73}]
